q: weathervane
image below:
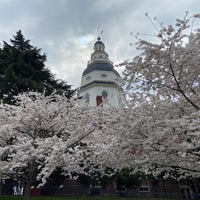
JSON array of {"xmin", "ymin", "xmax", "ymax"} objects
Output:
[{"xmin": 97, "ymin": 25, "xmax": 103, "ymax": 40}]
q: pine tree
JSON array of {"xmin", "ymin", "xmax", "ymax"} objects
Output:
[{"xmin": 0, "ymin": 30, "xmax": 73, "ymax": 104}]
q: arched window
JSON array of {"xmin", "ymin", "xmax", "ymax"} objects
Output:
[
  {"xmin": 85, "ymin": 93, "xmax": 89, "ymax": 103},
  {"xmin": 102, "ymin": 90, "xmax": 108, "ymax": 100}
]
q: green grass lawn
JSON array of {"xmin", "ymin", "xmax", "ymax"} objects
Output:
[{"xmin": 0, "ymin": 195, "xmax": 177, "ymax": 200}]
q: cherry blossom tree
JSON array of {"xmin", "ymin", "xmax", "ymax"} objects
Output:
[
  {"xmin": 0, "ymin": 92, "xmax": 117, "ymax": 200},
  {"xmin": 121, "ymin": 12, "xmax": 200, "ymax": 179}
]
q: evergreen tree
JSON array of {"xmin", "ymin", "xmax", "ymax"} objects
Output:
[{"xmin": 0, "ymin": 30, "xmax": 73, "ymax": 103}]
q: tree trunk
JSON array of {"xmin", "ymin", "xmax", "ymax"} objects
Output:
[{"xmin": 23, "ymin": 183, "xmax": 31, "ymax": 200}]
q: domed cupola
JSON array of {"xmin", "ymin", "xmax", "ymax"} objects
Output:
[
  {"xmin": 91, "ymin": 37, "xmax": 108, "ymax": 60},
  {"xmin": 79, "ymin": 37, "xmax": 123, "ymax": 107},
  {"xmin": 94, "ymin": 37, "xmax": 105, "ymax": 51}
]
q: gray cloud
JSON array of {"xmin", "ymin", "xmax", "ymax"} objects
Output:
[{"xmin": 0, "ymin": 0, "xmax": 199, "ymax": 88}]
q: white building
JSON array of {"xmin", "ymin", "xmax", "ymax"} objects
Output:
[{"xmin": 79, "ymin": 37, "xmax": 123, "ymax": 107}]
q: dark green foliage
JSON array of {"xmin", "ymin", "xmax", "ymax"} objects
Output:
[
  {"xmin": 79, "ymin": 168, "xmax": 147, "ymax": 190},
  {"xmin": 116, "ymin": 168, "xmax": 147, "ymax": 190},
  {"xmin": 78, "ymin": 169, "xmax": 116, "ymax": 189},
  {"xmin": 0, "ymin": 30, "xmax": 73, "ymax": 104}
]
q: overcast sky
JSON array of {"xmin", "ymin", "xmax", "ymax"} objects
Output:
[{"xmin": 0, "ymin": 0, "xmax": 199, "ymax": 88}]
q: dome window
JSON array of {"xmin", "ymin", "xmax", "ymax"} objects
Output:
[
  {"xmin": 101, "ymin": 74, "xmax": 107, "ymax": 77},
  {"xmin": 86, "ymin": 76, "xmax": 91, "ymax": 81}
]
